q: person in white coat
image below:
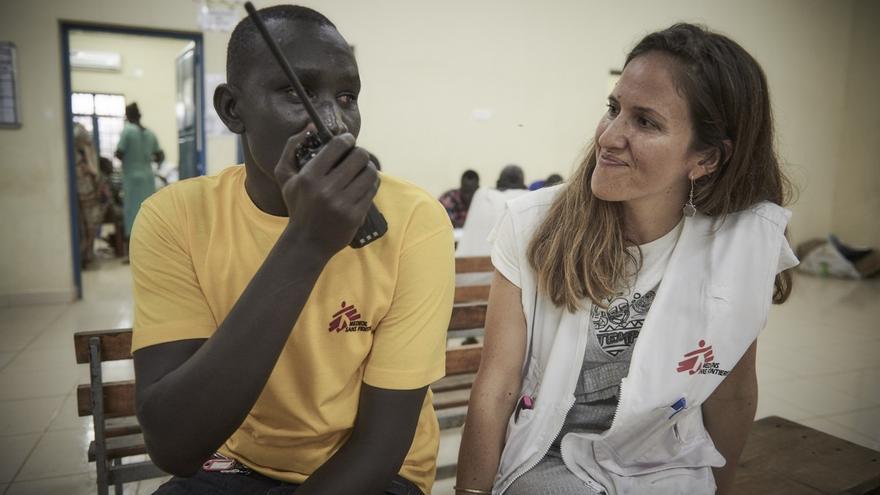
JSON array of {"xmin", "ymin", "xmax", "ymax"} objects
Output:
[
  {"xmin": 456, "ymin": 165, "xmax": 530, "ymax": 258},
  {"xmin": 456, "ymin": 23, "xmax": 796, "ymax": 495}
]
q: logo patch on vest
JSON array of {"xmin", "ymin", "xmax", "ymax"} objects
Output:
[
  {"xmin": 328, "ymin": 301, "xmax": 372, "ymax": 333},
  {"xmin": 677, "ymin": 340, "xmax": 729, "ymax": 376}
]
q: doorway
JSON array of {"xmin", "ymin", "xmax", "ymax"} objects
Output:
[{"xmin": 60, "ymin": 23, "xmax": 206, "ymax": 298}]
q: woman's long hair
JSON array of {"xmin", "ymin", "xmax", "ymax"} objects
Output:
[{"xmin": 528, "ymin": 23, "xmax": 793, "ymax": 312}]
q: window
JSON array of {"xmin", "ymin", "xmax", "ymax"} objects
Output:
[{"xmin": 71, "ymin": 92, "xmax": 126, "ymax": 164}]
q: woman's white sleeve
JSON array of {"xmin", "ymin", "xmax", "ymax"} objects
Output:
[{"xmin": 489, "ymin": 208, "xmax": 522, "ymax": 288}]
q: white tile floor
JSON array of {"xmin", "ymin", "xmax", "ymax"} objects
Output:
[{"xmin": 0, "ymin": 260, "xmax": 878, "ymax": 494}]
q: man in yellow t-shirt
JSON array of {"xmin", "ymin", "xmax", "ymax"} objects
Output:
[{"xmin": 130, "ymin": 6, "xmax": 453, "ymax": 495}]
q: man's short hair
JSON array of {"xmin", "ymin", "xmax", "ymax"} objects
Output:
[
  {"xmin": 462, "ymin": 170, "xmax": 479, "ymax": 181},
  {"xmin": 497, "ymin": 165, "xmax": 525, "ymax": 190},
  {"xmin": 226, "ymin": 5, "xmax": 336, "ymax": 85}
]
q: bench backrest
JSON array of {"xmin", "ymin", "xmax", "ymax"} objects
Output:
[{"xmin": 75, "ymin": 302, "xmax": 488, "ymax": 417}]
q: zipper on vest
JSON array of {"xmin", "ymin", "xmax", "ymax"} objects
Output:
[
  {"xmin": 608, "ymin": 376, "xmax": 628, "ymax": 432},
  {"xmin": 497, "ymin": 394, "xmax": 576, "ymax": 494}
]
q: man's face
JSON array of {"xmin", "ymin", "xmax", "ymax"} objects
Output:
[
  {"xmin": 234, "ymin": 20, "xmax": 361, "ymax": 178},
  {"xmin": 461, "ymin": 177, "xmax": 479, "ymax": 195}
]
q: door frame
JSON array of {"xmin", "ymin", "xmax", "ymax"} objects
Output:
[{"xmin": 60, "ymin": 21, "xmax": 205, "ymax": 298}]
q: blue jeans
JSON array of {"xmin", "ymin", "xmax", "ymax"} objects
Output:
[{"xmin": 153, "ymin": 469, "xmax": 423, "ymax": 495}]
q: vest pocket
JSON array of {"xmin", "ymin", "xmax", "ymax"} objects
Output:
[
  {"xmin": 603, "ymin": 465, "xmax": 717, "ymax": 494},
  {"xmin": 593, "ymin": 407, "xmax": 720, "ymax": 477}
]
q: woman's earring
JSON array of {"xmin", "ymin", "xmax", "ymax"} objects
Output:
[{"xmin": 683, "ymin": 177, "xmax": 697, "ymax": 217}]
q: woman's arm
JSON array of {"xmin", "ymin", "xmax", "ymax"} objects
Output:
[
  {"xmin": 702, "ymin": 340, "xmax": 758, "ymax": 494},
  {"xmin": 455, "ymin": 271, "xmax": 529, "ymax": 493}
]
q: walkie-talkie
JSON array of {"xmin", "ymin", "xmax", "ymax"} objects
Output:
[{"xmin": 244, "ymin": 2, "xmax": 387, "ymax": 249}]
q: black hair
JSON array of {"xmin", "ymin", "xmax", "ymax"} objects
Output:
[
  {"xmin": 545, "ymin": 173, "xmax": 563, "ymax": 186},
  {"xmin": 125, "ymin": 102, "xmax": 140, "ymax": 122},
  {"xmin": 226, "ymin": 5, "xmax": 336, "ymax": 85},
  {"xmin": 497, "ymin": 165, "xmax": 526, "ymax": 191},
  {"xmin": 462, "ymin": 170, "xmax": 479, "ymax": 181}
]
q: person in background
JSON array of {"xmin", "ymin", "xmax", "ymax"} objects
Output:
[
  {"xmin": 73, "ymin": 122, "xmax": 108, "ymax": 267},
  {"xmin": 543, "ymin": 173, "xmax": 563, "ymax": 187},
  {"xmin": 116, "ymin": 102, "xmax": 164, "ymax": 259},
  {"xmin": 456, "ymin": 23, "xmax": 797, "ymax": 495},
  {"xmin": 439, "ymin": 169, "xmax": 480, "ymax": 228},
  {"xmin": 455, "ymin": 165, "xmax": 528, "ymax": 257},
  {"xmin": 99, "ymin": 156, "xmax": 126, "ymax": 258},
  {"xmin": 528, "ymin": 173, "xmax": 564, "ymax": 190},
  {"xmin": 495, "ymin": 164, "xmax": 526, "ymax": 191}
]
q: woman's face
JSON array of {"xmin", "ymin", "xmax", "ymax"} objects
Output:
[{"xmin": 591, "ymin": 51, "xmax": 708, "ymax": 210}]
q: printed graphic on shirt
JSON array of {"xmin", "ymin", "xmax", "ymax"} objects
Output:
[
  {"xmin": 676, "ymin": 340, "xmax": 729, "ymax": 376},
  {"xmin": 328, "ymin": 301, "xmax": 372, "ymax": 333},
  {"xmin": 591, "ymin": 289, "xmax": 655, "ymax": 357}
]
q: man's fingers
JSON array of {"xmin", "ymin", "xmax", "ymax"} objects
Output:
[
  {"xmin": 274, "ymin": 134, "xmax": 301, "ymax": 185},
  {"xmin": 301, "ymin": 133, "xmax": 356, "ymax": 178},
  {"xmin": 327, "ymin": 147, "xmax": 371, "ymax": 189},
  {"xmin": 347, "ymin": 165, "xmax": 379, "ymax": 202}
]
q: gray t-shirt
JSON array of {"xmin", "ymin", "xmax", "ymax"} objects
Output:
[{"xmin": 552, "ymin": 220, "xmax": 682, "ymax": 448}]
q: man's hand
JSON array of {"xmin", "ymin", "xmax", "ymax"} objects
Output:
[{"xmin": 275, "ymin": 132, "xmax": 378, "ymax": 256}]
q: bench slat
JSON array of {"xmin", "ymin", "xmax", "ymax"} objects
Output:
[
  {"xmin": 106, "ymin": 416, "xmax": 143, "ymax": 438},
  {"xmin": 449, "ymin": 304, "xmax": 487, "ymax": 331},
  {"xmin": 432, "ymin": 373, "xmax": 477, "ymax": 394},
  {"xmin": 455, "ymin": 257, "xmax": 493, "ymax": 274},
  {"xmin": 454, "ymin": 285, "xmax": 490, "ymax": 303},
  {"xmin": 445, "ymin": 344, "xmax": 482, "ymax": 376},
  {"xmin": 78, "ymin": 381, "xmax": 136, "ymax": 418},
  {"xmin": 88, "ymin": 434, "xmax": 148, "ymax": 463},
  {"xmin": 433, "ymin": 388, "xmax": 471, "ymax": 411},
  {"xmin": 74, "ymin": 329, "xmax": 134, "ymax": 364}
]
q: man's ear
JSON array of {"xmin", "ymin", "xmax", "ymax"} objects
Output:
[{"xmin": 214, "ymin": 83, "xmax": 245, "ymax": 134}]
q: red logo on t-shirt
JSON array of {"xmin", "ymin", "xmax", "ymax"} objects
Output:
[{"xmin": 328, "ymin": 301, "xmax": 372, "ymax": 333}]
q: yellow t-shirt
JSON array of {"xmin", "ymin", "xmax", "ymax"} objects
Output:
[{"xmin": 130, "ymin": 165, "xmax": 454, "ymax": 494}]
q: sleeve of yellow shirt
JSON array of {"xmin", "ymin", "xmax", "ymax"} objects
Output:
[
  {"xmin": 130, "ymin": 195, "xmax": 217, "ymax": 352},
  {"xmin": 363, "ymin": 202, "xmax": 455, "ymax": 390}
]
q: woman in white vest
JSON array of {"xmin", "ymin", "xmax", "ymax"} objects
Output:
[{"xmin": 455, "ymin": 23, "xmax": 798, "ymax": 495}]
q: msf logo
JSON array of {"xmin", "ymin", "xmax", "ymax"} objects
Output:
[
  {"xmin": 328, "ymin": 301, "xmax": 372, "ymax": 333},
  {"xmin": 677, "ymin": 340, "xmax": 714, "ymax": 375}
]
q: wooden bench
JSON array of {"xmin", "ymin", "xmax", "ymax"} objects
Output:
[
  {"xmin": 73, "ymin": 329, "xmax": 167, "ymax": 495},
  {"xmin": 74, "ymin": 318, "xmax": 880, "ymax": 493},
  {"xmin": 733, "ymin": 416, "xmax": 880, "ymax": 494},
  {"xmin": 73, "ymin": 302, "xmax": 489, "ymax": 493}
]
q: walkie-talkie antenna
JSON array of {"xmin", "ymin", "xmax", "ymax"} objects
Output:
[{"xmin": 244, "ymin": 1, "xmax": 334, "ymax": 143}]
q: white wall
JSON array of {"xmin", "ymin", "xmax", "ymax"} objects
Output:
[
  {"xmin": 70, "ymin": 31, "xmax": 192, "ymax": 168},
  {"xmin": 832, "ymin": 0, "xmax": 880, "ymax": 248},
  {"xmin": 0, "ymin": 0, "xmax": 874, "ymax": 303}
]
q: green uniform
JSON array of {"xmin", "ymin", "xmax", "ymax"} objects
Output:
[{"xmin": 117, "ymin": 122, "xmax": 160, "ymax": 237}]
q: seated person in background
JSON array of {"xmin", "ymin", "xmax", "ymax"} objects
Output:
[
  {"xmin": 130, "ymin": 6, "xmax": 454, "ymax": 495},
  {"xmin": 528, "ymin": 173, "xmax": 564, "ymax": 190},
  {"xmin": 455, "ymin": 165, "xmax": 529, "ymax": 257},
  {"xmin": 439, "ymin": 169, "xmax": 480, "ymax": 228},
  {"xmin": 543, "ymin": 173, "xmax": 563, "ymax": 187}
]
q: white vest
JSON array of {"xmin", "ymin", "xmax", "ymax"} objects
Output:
[{"xmin": 492, "ymin": 190, "xmax": 797, "ymax": 495}]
